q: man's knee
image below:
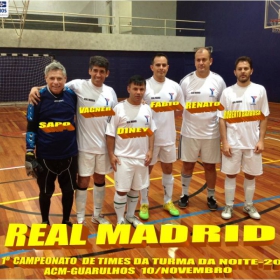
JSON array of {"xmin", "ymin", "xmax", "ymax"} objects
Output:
[
  {"xmin": 78, "ymin": 176, "xmax": 90, "ymax": 189},
  {"xmin": 94, "ymin": 173, "xmax": 105, "ymax": 185},
  {"xmin": 203, "ymin": 163, "xmax": 216, "ymax": 172}
]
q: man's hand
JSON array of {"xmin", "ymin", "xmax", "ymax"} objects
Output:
[
  {"xmin": 145, "ymin": 150, "xmax": 153, "ymax": 166},
  {"xmin": 254, "ymin": 140, "xmax": 264, "ymax": 153},
  {"xmin": 221, "ymin": 142, "xmax": 232, "ymax": 157},
  {"xmin": 29, "ymin": 87, "xmax": 41, "ymax": 105},
  {"xmin": 109, "ymin": 154, "xmax": 121, "ymax": 172},
  {"xmin": 25, "ymin": 152, "xmax": 43, "ymax": 178}
]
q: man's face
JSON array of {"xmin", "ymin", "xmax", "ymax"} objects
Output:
[
  {"xmin": 194, "ymin": 50, "xmax": 212, "ymax": 78},
  {"xmin": 150, "ymin": 56, "xmax": 169, "ymax": 82},
  {"xmin": 89, "ymin": 65, "xmax": 109, "ymax": 87},
  {"xmin": 127, "ymin": 82, "xmax": 146, "ymax": 105},
  {"xmin": 234, "ymin": 61, "xmax": 252, "ymax": 84},
  {"xmin": 45, "ymin": 70, "xmax": 66, "ymax": 94}
]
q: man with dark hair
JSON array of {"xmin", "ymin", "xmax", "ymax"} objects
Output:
[
  {"xmin": 106, "ymin": 75, "xmax": 156, "ymax": 226},
  {"xmin": 178, "ymin": 47, "xmax": 226, "ymax": 210},
  {"xmin": 29, "ymin": 56, "xmax": 118, "ymax": 225},
  {"xmin": 25, "ymin": 61, "xmax": 78, "ymax": 226},
  {"xmin": 139, "ymin": 53, "xmax": 184, "ymax": 220},
  {"xmin": 219, "ymin": 56, "xmax": 269, "ymax": 220}
]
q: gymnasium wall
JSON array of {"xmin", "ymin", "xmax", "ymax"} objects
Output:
[
  {"xmin": 177, "ymin": 1, "xmax": 280, "ymax": 103},
  {"xmin": 0, "ymin": 48, "xmax": 196, "ymax": 99}
]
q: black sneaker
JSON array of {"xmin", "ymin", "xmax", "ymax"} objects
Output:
[
  {"xmin": 62, "ymin": 220, "xmax": 73, "ymax": 227},
  {"xmin": 178, "ymin": 195, "xmax": 189, "ymax": 208},
  {"xmin": 41, "ymin": 221, "xmax": 50, "ymax": 225},
  {"xmin": 207, "ymin": 196, "xmax": 218, "ymax": 211}
]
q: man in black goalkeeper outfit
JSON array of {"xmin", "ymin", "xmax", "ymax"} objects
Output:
[{"xmin": 25, "ymin": 60, "xmax": 78, "ymax": 226}]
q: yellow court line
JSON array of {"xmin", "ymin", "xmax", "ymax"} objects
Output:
[
  {"xmin": 105, "ymin": 174, "xmax": 115, "ymax": 184},
  {"xmin": 0, "ymin": 184, "xmax": 115, "ymax": 206},
  {"xmin": 262, "ymin": 157, "xmax": 274, "ymax": 162},
  {"xmin": 1, "ymin": 159, "xmax": 279, "ymax": 206}
]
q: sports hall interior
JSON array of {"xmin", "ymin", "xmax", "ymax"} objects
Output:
[{"xmin": 0, "ymin": 1, "xmax": 279, "ymax": 279}]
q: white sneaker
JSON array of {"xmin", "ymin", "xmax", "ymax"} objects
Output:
[
  {"xmin": 221, "ymin": 205, "xmax": 233, "ymax": 220},
  {"xmin": 77, "ymin": 220, "xmax": 86, "ymax": 225},
  {"xmin": 91, "ymin": 214, "xmax": 111, "ymax": 224},
  {"xmin": 243, "ymin": 205, "xmax": 261, "ymax": 220},
  {"xmin": 125, "ymin": 215, "xmax": 143, "ymax": 227}
]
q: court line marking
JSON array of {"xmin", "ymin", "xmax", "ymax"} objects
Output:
[
  {"xmin": 105, "ymin": 174, "xmax": 115, "ymax": 184},
  {"xmin": 0, "ymin": 160, "xmax": 279, "ymax": 205},
  {"xmin": 0, "ymin": 195, "xmax": 280, "ymax": 259},
  {"xmin": 265, "ymin": 137, "xmax": 280, "ymax": 141}
]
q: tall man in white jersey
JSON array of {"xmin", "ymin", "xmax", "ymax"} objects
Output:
[
  {"xmin": 178, "ymin": 48, "xmax": 226, "ymax": 210},
  {"xmin": 139, "ymin": 53, "xmax": 184, "ymax": 220},
  {"xmin": 29, "ymin": 56, "xmax": 118, "ymax": 225},
  {"xmin": 106, "ymin": 75, "xmax": 156, "ymax": 226},
  {"xmin": 218, "ymin": 56, "xmax": 269, "ymax": 220}
]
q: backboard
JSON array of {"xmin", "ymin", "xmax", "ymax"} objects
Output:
[{"xmin": 264, "ymin": 0, "xmax": 280, "ymax": 33}]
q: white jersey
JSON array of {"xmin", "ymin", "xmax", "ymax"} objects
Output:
[
  {"xmin": 180, "ymin": 71, "xmax": 226, "ymax": 139},
  {"xmin": 106, "ymin": 100, "xmax": 156, "ymax": 159},
  {"xmin": 218, "ymin": 82, "xmax": 270, "ymax": 149},
  {"xmin": 66, "ymin": 79, "xmax": 118, "ymax": 154},
  {"xmin": 144, "ymin": 77, "xmax": 184, "ymax": 146}
]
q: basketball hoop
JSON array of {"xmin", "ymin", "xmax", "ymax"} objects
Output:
[{"xmin": 270, "ymin": 19, "xmax": 280, "ymax": 33}]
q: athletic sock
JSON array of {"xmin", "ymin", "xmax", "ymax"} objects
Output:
[
  {"xmin": 62, "ymin": 190, "xmax": 74, "ymax": 222},
  {"xmin": 181, "ymin": 174, "xmax": 192, "ymax": 196},
  {"xmin": 140, "ymin": 187, "xmax": 149, "ymax": 205},
  {"xmin": 225, "ymin": 176, "xmax": 236, "ymax": 206},
  {"xmin": 162, "ymin": 173, "xmax": 174, "ymax": 204},
  {"xmin": 93, "ymin": 182, "xmax": 105, "ymax": 217},
  {"xmin": 244, "ymin": 178, "xmax": 255, "ymax": 206},
  {"xmin": 126, "ymin": 190, "xmax": 139, "ymax": 218},
  {"xmin": 75, "ymin": 187, "xmax": 88, "ymax": 223},
  {"xmin": 114, "ymin": 192, "xmax": 127, "ymax": 223},
  {"xmin": 207, "ymin": 188, "xmax": 215, "ymax": 198},
  {"xmin": 39, "ymin": 192, "xmax": 52, "ymax": 223}
]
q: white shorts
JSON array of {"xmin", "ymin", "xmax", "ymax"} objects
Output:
[
  {"xmin": 114, "ymin": 157, "xmax": 149, "ymax": 192},
  {"xmin": 221, "ymin": 149, "xmax": 263, "ymax": 176},
  {"xmin": 178, "ymin": 136, "xmax": 221, "ymax": 163},
  {"xmin": 150, "ymin": 144, "xmax": 177, "ymax": 166},
  {"xmin": 78, "ymin": 151, "xmax": 112, "ymax": 176}
]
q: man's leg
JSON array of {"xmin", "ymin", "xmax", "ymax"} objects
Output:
[
  {"xmin": 203, "ymin": 162, "xmax": 218, "ymax": 210},
  {"xmin": 162, "ymin": 162, "xmax": 179, "ymax": 216},
  {"xmin": 179, "ymin": 161, "xmax": 195, "ymax": 208},
  {"xmin": 92, "ymin": 172, "xmax": 110, "ymax": 224},
  {"xmin": 37, "ymin": 159, "xmax": 56, "ymax": 225},
  {"xmin": 114, "ymin": 191, "xmax": 127, "ymax": 224},
  {"xmin": 243, "ymin": 173, "xmax": 260, "ymax": 219},
  {"xmin": 139, "ymin": 165, "xmax": 153, "ymax": 220},
  {"xmin": 139, "ymin": 146, "xmax": 160, "ymax": 220},
  {"xmin": 58, "ymin": 156, "xmax": 77, "ymax": 226},
  {"xmin": 76, "ymin": 176, "xmax": 90, "ymax": 224},
  {"xmin": 221, "ymin": 174, "xmax": 237, "ymax": 220},
  {"xmin": 242, "ymin": 149, "xmax": 262, "ymax": 220},
  {"xmin": 220, "ymin": 149, "xmax": 242, "ymax": 220}
]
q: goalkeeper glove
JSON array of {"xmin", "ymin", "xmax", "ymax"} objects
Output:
[{"xmin": 25, "ymin": 151, "xmax": 44, "ymax": 178}]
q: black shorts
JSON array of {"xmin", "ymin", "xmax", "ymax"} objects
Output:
[{"xmin": 36, "ymin": 155, "xmax": 78, "ymax": 195}]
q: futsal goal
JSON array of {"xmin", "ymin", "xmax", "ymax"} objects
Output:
[{"xmin": 0, "ymin": 53, "xmax": 53, "ymax": 104}]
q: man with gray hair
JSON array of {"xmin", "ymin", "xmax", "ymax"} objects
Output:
[
  {"xmin": 29, "ymin": 56, "xmax": 117, "ymax": 225},
  {"xmin": 25, "ymin": 60, "xmax": 78, "ymax": 226}
]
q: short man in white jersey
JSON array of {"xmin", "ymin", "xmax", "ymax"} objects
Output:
[
  {"xmin": 218, "ymin": 56, "xmax": 269, "ymax": 220},
  {"xmin": 29, "ymin": 56, "xmax": 118, "ymax": 225},
  {"xmin": 178, "ymin": 48, "xmax": 226, "ymax": 210},
  {"xmin": 106, "ymin": 75, "xmax": 156, "ymax": 226},
  {"xmin": 139, "ymin": 53, "xmax": 184, "ymax": 220}
]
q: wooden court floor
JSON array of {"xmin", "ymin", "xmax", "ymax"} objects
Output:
[{"xmin": 0, "ymin": 102, "xmax": 279, "ymax": 279}]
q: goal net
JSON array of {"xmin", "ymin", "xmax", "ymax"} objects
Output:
[{"xmin": 0, "ymin": 53, "xmax": 53, "ymax": 103}]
